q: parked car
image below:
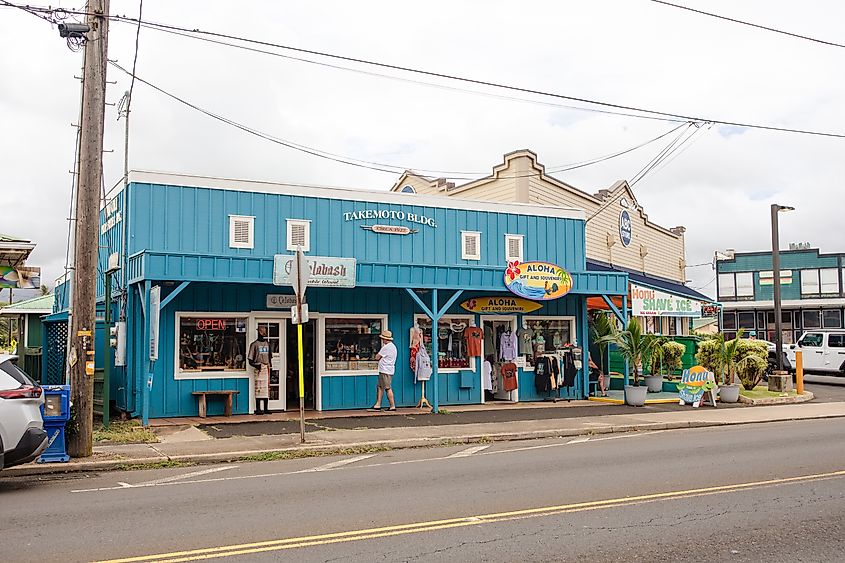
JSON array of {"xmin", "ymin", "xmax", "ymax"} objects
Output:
[
  {"xmin": 0, "ymin": 354, "xmax": 47, "ymax": 470},
  {"xmin": 786, "ymin": 330, "xmax": 845, "ymax": 375}
]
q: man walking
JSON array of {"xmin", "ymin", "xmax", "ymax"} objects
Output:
[{"xmin": 371, "ymin": 330, "xmax": 397, "ymax": 411}]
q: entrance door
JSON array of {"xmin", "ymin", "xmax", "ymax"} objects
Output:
[
  {"xmin": 481, "ymin": 316, "xmax": 518, "ymax": 402},
  {"xmin": 255, "ymin": 320, "xmax": 285, "ymax": 411},
  {"xmin": 286, "ymin": 320, "xmax": 317, "ymax": 410}
]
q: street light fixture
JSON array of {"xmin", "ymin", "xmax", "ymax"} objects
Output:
[{"xmin": 771, "ymin": 204, "xmax": 794, "ymax": 371}]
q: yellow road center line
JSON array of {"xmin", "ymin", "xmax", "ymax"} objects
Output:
[{"xmin": 96, "ymin": 468, "xmax": 845, "ymax": 563}]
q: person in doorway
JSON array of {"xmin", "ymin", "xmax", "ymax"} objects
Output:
[
  {"xmin": 589, "ymin": 353, "xmax": 608, "ymax": 397},
  {"xmin": 370, "ymin": 330, "xmax": 397, "ymax": 412},
  {"xmin": 248, "ymin": 326, "xmax": 271, "ymax": 414}
]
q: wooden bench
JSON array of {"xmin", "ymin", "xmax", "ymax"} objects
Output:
[{"xmin": 192, "ymin": 390, "xmax": 240, "ymax": 418}]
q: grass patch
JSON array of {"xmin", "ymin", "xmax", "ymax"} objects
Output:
[
  {"xmin": 93, "ymin": 420, "xmax": 159, "ymax": 444},
  {"xmin": 115, "ymin": 460, "xmax": 195, "ymax": 471},
  {"xmin": 237, "ymin": 445, "xmax": 391, "ymax": 463},
  {"xmin": 740, "ymin": 385, "xmax": 798, "ymax": 400}
]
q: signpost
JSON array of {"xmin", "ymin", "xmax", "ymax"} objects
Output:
[{"xmin": 289, "ymin": 247, "xmax": 309, "ymax": 444}]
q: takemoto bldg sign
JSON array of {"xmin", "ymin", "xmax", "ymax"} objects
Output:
[{"xmin": 630, "ymin": 283, "xmax": 702, "ymax": 318}]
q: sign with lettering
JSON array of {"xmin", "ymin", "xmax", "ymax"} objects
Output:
[
  {"xmin": 266, "ymin": 294, "xmax": 297, "ymax": 309},
  {"xmin": 196, "ymin": 319, "xmax": 227, "ymax": 330},
  {"xmin": 504, "ymin": 261, "xmax": 573, "ymax": 301},
  {"xmin": 619, "ymin": 210, "xmax": 632, "ymax": 247},
  {"xmin": 677, "ymin": 365, "xmax": 717, "ymax": 407},
  {"xmin": 460, "ymin": 296, "xmax": 543, "ymax": 314},
  {"xmin": 273, "ymin": 255, "xmax": 356, "ymax": 288},
  {"xmin": 101, "ymin": 198, "xmax": 122, "ymax": 235},
  {"xmin": 361, "ymin": 224, "xmax": 417, "ymax": 235},
  {"xmin": 344, "ymin": 208, "xmax": 437, "ymax": 229},
  {"xmin": 631, "ymin": 283, "xmax": 702, "ymax": 318}
]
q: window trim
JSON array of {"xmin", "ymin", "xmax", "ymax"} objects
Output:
[
  {"xmin": 413, "ymin": 314, "xmax": 476, "ymax": 373},
  {"xmin": 461, "ymin": 231, "xmax": 481, "ymax": 261},
  {"xmin": 717, "ymin": 273, "xmax": 736, "ymax": 299},
  {"xmin": 286, "ymin": 219, "xmax": 312, "ymax": 252},
  {"xmin": 504, "ymin": 233, "xmax": 524, "ymax": 263},
  {"xmin": 174, "ymin": 312, "xmax": 250, "ymax": 380},
  {"xmin": 322, "ymin": 313, "xmax": 389, "ymax": 376},
  {"xmin": 228, "ymin": 215, "xmax": 255, "ymax": 249}
]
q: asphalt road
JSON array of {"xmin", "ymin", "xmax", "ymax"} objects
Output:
[{"xmin": 3, "ymin": 418, "xmax": 845, "ymax": 562}]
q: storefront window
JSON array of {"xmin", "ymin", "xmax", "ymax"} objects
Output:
[
  {"xmin": 178, "ymin": 315, "xmax": 248, "ymax": 375},
  {"xmin": 324, "ymin": 317, "xmax": 384, "ymax": 372},
  {"xmin": 822, "ymin": 309, "xmax": 843, "ymax": 329},
  {"xmin": 668, "ymin": 317, "xmax": 678, "ymax": 336},
  {"xmin": 802, "ymin": 310, "xmax": 821, "ymax": 329},
  {"xmin": 523, "ymin": 317, "xmax": 574, "ymax": 368},
  {"xmin": 722, "ymin": 312, "xmax": 736, "ymax": 330},
  {"xmin": 737, "ymin": 312, "xmax": 756, "ymax": 329},
  {"xmin": 415, "ymin": 316, "xmax": 473, "ymax": 370}
]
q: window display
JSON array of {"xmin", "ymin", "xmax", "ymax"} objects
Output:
[
  {"xmin": 415, "ymin": 316, "xmax": 472, "ymax": 369},
  {"xmin": 325, "ymin": 317, "xmax": 383, "ymax": 372},
  {"xmin": 178, "ymin": 316, "xmax": 248, "ymax": 374},
  {"xmin": 523, "ymin": 318, "xmax": 574, "ymax": 368}
]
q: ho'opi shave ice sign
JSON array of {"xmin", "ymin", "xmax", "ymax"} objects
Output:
[
  {"xmin": 631, "ymin": 283, "xmax": 702, "ymax": 318},
  {"xmin": 504, "ymin": 261, "xmax": 573, "ymax": 301},
  {"xmin": 676, "ymin": 365, "xmax": 717, "ymax": 408}
]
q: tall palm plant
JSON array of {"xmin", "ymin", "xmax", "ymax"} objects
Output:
[
  {"xmin": 720, "ymin": 328, "xmax": 745, "ymax": 385},
  {"xmin": 596, "ymin": 318, "xmax": 658, "ymax": 386}
]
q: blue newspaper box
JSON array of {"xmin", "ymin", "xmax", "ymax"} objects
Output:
[{"xmin": 38, "ymin": 385, "xmax": 71, "ymax": 463}]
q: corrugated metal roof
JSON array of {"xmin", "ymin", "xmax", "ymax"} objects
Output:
[
  {"xmin": 586, "ymin": 259, "xmax": 715, "ymax": 303},
  {"xmin": 0, "ymin": 293, "xmax": 54, "ymax": 314}
]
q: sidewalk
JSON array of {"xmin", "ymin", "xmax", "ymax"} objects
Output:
[{"xmin": 7, "ymin": 399, "xmax": 845, "ymax": 477}]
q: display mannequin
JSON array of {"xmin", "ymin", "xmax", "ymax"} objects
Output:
[{"xmin": 248, "ymin": 326, "xmax": 271, "ymax": 414}]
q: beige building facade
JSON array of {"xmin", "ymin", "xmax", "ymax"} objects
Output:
[{"xmin": 391, "ymin": 150, "xmax": 710, "ymax": 336}]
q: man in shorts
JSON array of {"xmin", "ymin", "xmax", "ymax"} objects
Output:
[{"xmin": 370, "ymin": 330, "xmax": 397, "ymax": 411}]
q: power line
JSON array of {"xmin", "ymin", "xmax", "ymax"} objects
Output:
[
  {"xmin": 126, "ymin": 0, "xmax": 142, "ymax": 113},
  {"xmin": 648, "ymin": 0, "xmax": 845, "ymax": 50},
  {"xmin": 108, "ymin": 61, "xmax": 698, "ymax": 181},
  {"xmin": 7, "ymin": 1, "xmax": 845, "ymax": 138}
]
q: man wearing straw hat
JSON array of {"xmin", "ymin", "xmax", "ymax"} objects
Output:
[{"xmin": 370, "ymin": 330, "xmax": 397, "ymax": 411}]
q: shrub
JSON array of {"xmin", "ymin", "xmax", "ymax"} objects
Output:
[
  {"xmin": 695, "ymin": 338, "xmax": 723, "ymax": 378},
  {"xmin": 662, "ymin": 341, "xmax": 685, "ymax": 374},
  {"xmin": 736, "ymin": 355, "xmax": 768, "ymax": 390}
]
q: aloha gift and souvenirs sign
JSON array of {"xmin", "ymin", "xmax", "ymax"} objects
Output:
[
  {"xmin": 460, "ymin": 296, "xmax": 543, "ymax": 314},
  {"xmin": 504, "ymin": 261, "xmax": 573, "ymax": 301}
]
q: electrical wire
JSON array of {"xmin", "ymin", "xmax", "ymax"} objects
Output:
[
  {"xmin": 629, "ymin": 123, "xmax": 696, "ymax": 187},
  {"xmin": 6, "ymin": 1, "xmax": 845, "ymax": 139},
  {"xmin": 126, "ymin": 0, "xmax": 142, "ymax": 114},
  {"xmin": 648, "ymin": 0, "xmax": 845, "ymax": 50},
  {"xmin": 630, "ymin": 122, "xmax": 710, "ymax": 187}
]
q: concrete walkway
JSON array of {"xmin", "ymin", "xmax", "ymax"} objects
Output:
[{"xmin": 7, "ymin": 400, "xmax": 845, "ymax": 477}]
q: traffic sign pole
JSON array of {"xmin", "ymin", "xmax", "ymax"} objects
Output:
[{"xmin": 294, "ymin": 247, "xmax": 307, "ymax": 444}]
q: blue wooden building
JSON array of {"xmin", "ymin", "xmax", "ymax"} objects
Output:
[{"xmin": 54, "ymin": 171, "xmax": 628, "ymax": 421}]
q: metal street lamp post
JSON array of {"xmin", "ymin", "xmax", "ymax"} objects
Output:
[{"xmin": 771, "ymin": 204, "xmax": 794, "ymax": 371}]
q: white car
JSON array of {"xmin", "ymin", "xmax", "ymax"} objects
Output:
[
  {"xmin": 0, "ymin": 354, "xmax": 48, "ymax": 470},
  {"xmin": 787, "ymin": 331, "xmax": 845, "ymax": 375}
]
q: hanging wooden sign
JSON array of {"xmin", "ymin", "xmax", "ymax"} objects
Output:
[{"xmin": 460, "ymin": 296, "xmax": 543, "ymax": 314}]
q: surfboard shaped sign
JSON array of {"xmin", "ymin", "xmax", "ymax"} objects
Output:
[
  {"xmin": 504, "ymin": 261, "xmax": 573, "ymax": 301},
  {"xmin": 460, "ymin": 296, "xmax": 543, "ymax": 314}
]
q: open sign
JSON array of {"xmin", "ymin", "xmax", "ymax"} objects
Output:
[{"xmin": 196, "ymin": 319, "xmax": 226, "ymax": 331}]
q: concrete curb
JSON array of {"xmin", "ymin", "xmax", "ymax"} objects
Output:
[
  {"xmin": 738, "ymin": 391, "xmax": 815, "ymax": 406},
  {"xmin": 6, "ymin": 410, "xmax": 845, "ymax": 477}
]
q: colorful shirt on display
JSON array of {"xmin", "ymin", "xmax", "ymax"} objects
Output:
[
  {"xmin": 378, "ymin": 342, "xmax": 398, "ymax": 375},
  {"xmin": 499, "ymin": 330, "xmax": 518, "ymax": 361},
  {"xmin": 465, "ymin": 327, "xmax": 483, "ymax": 357},
  {"xmin": 415, "ymin": 345, "xmax": 432, "ymax": 382},
  {"xmin": 482, "ymin": 360, "xmax": 493, "ymax": 391},
  {"xmin": 501, "ymin": 362, "xmax": 518, "ymax": 391},
  {"xmin": 517, "ymin": 327, "xmax": 534, "ymax": 355},
  {"xmin": 248, "ymin": 340, "xmax": 271, "ymax": 366}
]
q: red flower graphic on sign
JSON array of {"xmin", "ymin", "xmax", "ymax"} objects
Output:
[
  {"xmin": 506, "ymin": 261, "xmax": 522, "ymax": 281},
  {"xmin": 466, "ymin": 299, "xmax": 477, "ymax": 310}
]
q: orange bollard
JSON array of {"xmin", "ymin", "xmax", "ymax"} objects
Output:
[{"xmin": 795, "ymin": 350, "xmax": 804, "ymax": 395}]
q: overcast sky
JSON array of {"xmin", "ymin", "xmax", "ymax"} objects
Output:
[{"xmin": 2, "ymin": 0, "xmax": 843, "ymax": 300}]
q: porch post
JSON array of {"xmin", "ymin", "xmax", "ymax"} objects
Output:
[
  {"xmin": 430, "ymin": 289, "xmax": 439, "ymax": 413},
  {"xmin": 142, "ymin": 280, "xmax": 151, "ymax": 426},
  {"xmin": 622, "ymin": 293, "xmax": 629, "ymax": 388}
]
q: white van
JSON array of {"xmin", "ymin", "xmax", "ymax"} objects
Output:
[{"xmin": 787, "ymin": 330, "xmax": 845, "ymax": 375}]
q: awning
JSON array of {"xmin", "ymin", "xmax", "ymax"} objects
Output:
[{"xmin": 586, "ymin": 259, "xmax": 716, "ymax": 308}]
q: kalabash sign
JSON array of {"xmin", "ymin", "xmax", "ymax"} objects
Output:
[{"xmin": 504, "ymin": 261, "xmax": 573, "ymax": 301}]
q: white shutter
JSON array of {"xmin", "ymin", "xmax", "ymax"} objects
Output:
[
  {"xmin": 462, "ymin": 232, "xmax": 480, "ymax": 260},
  {"xmin": 287, "ymin": 219, "xmax": 311, "ymax": 251},
  {"xmin": 229, "ymin": 215, "xmax": 254, "ymax": 249},
  {"xmin": 505, "ymin": 235, "xmax": 523, "ymax": 262}
]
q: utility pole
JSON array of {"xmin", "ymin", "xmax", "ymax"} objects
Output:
[{"xmin": 68, "ymin": 0, "xmax": 110, "ymax": 458}]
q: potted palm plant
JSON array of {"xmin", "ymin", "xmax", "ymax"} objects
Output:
[
  {"xmin": 644, "ymin": 336, "xmax": 666, "ymax": 393},
  {"xmin": 718, "ymin": 330, "xmax": 744, "ymax": 403},
  {"xmin": 596, "ymin": 318, "xmax": 658, "ymax": 407}
]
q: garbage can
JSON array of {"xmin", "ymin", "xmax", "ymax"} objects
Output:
[{"xmin": 38, "ymin": 385, "xmax": 71, "ymax": 463}]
